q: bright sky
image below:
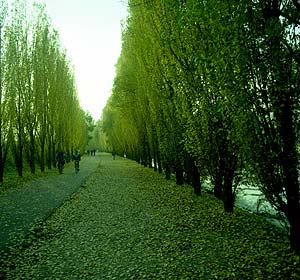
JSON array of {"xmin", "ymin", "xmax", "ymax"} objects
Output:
[{"xmin": 34, "ymin": 0, "xmax": 128, "ymax": 120}]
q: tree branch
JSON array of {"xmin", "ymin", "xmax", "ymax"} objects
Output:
[{"xmin": 292, "ymin": 0, "xmax": 300, "ymax": 13}]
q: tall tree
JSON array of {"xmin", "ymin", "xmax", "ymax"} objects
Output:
[
  {"xmin": 104, "ymin": 0, "xmax": 300, "ymax": 253},
  {"xmin": 0, "ymin": 0, "xmax": 9, "ymax": 182},
  {"xmin": 239, "ymin": 0, "xmax": 300, "ymax": 253},
  {"xmin": 32, "ymin": 4, "xmax": 51, "ymax": 172},
  {"xmin": 4, "ymin": 0, "xmax": 31, "ymax": 177}
]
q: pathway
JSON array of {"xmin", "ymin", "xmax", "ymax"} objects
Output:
[
  {"xmin": 0, "ymin": 154, "xmax": 100, "ymax": 253},
  {"xmin": 0, "ymin": 153, "xmax": 298, "ymax": 279}
]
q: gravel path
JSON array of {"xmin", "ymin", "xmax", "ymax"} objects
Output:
[
  {"xmin": 1, "ymin": 153, "xmax": 299, "ymax": 279},
  {"xmin": 0, "ymin": 154, "xmax": 101, "ymax": 254}
]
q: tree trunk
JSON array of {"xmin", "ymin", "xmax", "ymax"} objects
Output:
[
  {"xmin": 184, "ymin": 156, "xmax": 191, "ymax": 185},
  {"xmin": 157, "ymin": 146, "xmax": 162, "ymax": 174},
  {"xmin": 224, "ymin": 152, "xmax": 237, "ymax": 212},
  {"xmin": 12, "ymin": 138, "xmax": 23, "ymax": 177},
  {"xmin": 191, "ymin": 162, "xmax": 201, "ymax": 196},
  {"xmin": 47, "ymin": 143, "xmax": 52, "ymax": 169},
  {"xmin": 0, "ymin": 147, "xmax": 4, "ymax": 182},
  {"xmin": 153, "ymin": 141, "xmax": 157, "ymax": 172},
  {"xmin": 142, "ymin": 138, "xmax": 147, "ymax": 167},
  {"xmin": 16, "ymin": 156, "xmax": 22, "ymax": 177},
  {"xmin": 287, "ymin": 207, "xmax": 300, "ymax": 254},
  {"xmin": 0, "ymin": 141, "xmax": 8, "ymax": 182},
  {"xmin": 185, "ymin": 155, "xmax": 201, "ymax": 195},
  {"xmin": 214, "ymin": 158, "xmax": 224, "ymax": 199},
  {"xmin": 146, "ymin": 141, "xmax": 152, "ymax": 168},
  {"xmin": 279, "ymin": 93, "xmax": 300, "ymax": 253},
  {"xmin": 260, "ymin": 4, "xmax": 300, "ymax": 253},
  {"xmin": 165, "ymin": 164, "xmax": 171, "ymax": 180},
  {"xmin": 153, "ymin": 151, "xmax": 157, "ymax": 171},
  {"xmin": 52, "ymin": 142, "xmax": 56, "ymax": 168},
  {"xmin": 0, "ymin": 21, "xmax": 5, "ymax": 182},
  {"xmin": 28, "ymin": 131, "xmax": 35, "ymax": 174},
  {"xmin": 17, "ymin": 116, "xmax": 23, "ymax": 177},
  {"xmin": 223, "ymin": 161, "xmax": 236, "ymax": 213},
  {"xmin": 175, "ymin": 165, "xmax": 184, "ymax": 185},
  {"xmin": 29, "ymin": 149, "xmax": 35, "ymax": 173},
  {"xmin": 40, "ymin": 141, "xmax": 45, "ymax": 172}
]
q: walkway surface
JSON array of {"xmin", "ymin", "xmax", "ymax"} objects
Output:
[
  {"xmin": 0, "ymin": 154, "xmax": 100, "ymax": 253},
  {"xmin": 0, "ymin": 153, "xmax": 299, "ymax": 279}
]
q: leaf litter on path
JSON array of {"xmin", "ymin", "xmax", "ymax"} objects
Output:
[{"xmin": 1, "ymin": 154, "xmax": 300, "ymax": 279}]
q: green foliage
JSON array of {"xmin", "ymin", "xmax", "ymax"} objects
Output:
[
  {"xmin": 0, "ymin": 1, "xmax": 88, "ymax": 180},
  {"xmin": 101, "ymin": 0, "xmax": 300, "ymax": 252}
]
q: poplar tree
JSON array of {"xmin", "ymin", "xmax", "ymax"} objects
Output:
[
  {"xmin": 103, "ymin": 0, "xmax": 300, "ymax": 253},
  {"xmin": 0, "ymin": 0, "xmax": 8, "ymax": 182},
  {"xmin": 238, "ymin": 0, "xmax": 300, "ymax": 254},
  {"xmin": 4, "ymin": 0, "xmax": 32, "ymax": 176}
]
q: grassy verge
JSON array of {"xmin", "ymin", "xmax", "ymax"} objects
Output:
[{"xmin": 0, "ymin": 162, "xmax": 74, "ymax": 195}]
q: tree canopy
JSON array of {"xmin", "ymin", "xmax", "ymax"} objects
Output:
[
  {"xmin": 0, "ymin": 0, "xmax": 89, "ymax": 180},
  {"xmin": 102, "ymin": 0, "xmax": 300, "ymax": 253}
]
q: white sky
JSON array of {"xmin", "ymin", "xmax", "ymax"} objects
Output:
[{"xmin": 34, "ymin": 0, "xmax": 128, "ymax": 120}]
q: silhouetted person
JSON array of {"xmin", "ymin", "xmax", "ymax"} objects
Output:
[
  {"xmin": 55, "ymin": 150, "xmax": 66, "ymax": 174},
  {"xmin": 72, "ymin": 150, "xmax": 81, "ymax": 173}
]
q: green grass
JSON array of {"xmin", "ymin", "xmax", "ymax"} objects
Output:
[{"xmin": 0, "ymin": 162, "xmax": 73, "ymax": 195}]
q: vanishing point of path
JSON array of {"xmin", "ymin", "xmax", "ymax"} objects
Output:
[{"xmin": 1, "ymin": 153, "xmax": 300, "ymax": 279}]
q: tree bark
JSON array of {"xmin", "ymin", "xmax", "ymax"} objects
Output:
[
  {"xmin": 165, "ymin": 164, "xmax": 171, "ymax": 180},
  {"xmin": 185, "ymin": 155, "xmax": 201, "ymax": 195},
  {"xmin": 40, "ymin": 140, "xmax": 45, "ymax": 172},
  {"xmin": 47, "ymin": 142, "xmax": 52, "ymax": 169},
  {"xmin": 191, "ymin": 163, "xmax": 201, "ymax": 196},
  {"xmin": 175, "ymin": 165, "xmax": 184, "ymax": 185},
  {"xmin": 156, "ymin": 145, "xmax": 162, "ymax": 174},
  {"xmin": 223, "ymin": 157, "xmax": 236, "ymax": 213},
  {"xmin": 279, "ymin": 93, "xmax": 300, "ymax": 253},
  {"xmin": 214, "ymin": 157, "xmax": 224, "ymax": 199}
]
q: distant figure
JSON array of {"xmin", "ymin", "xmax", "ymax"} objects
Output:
[
  {"xmin": 112, "ymin": 150, "xmax": 116, "ymax": 160},
  {"xmin": 93, "ymin": 149, "xmax": 96, "ymax": 156},
  {"xmin": 55, "ymin": 150, "xmax": 66, "ymax": 174},
  {"xmin": 72, "ymin": 150, "xmax": 81, "ymax": 173}
]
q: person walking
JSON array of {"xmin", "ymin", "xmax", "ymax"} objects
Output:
[
  {"xmin": 56, "ymin": 151, "xmax": 66, "ymax": 174},
  {"xmin": 72, "ymin": 150, "xmax": 81, "ymax": 173}
]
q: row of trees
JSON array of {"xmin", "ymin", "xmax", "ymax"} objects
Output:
[
  {"xmin": 102, "ymin": 0, "xmax": 300, "ymax": 253},
  {"xmin": 0, "ymin": 0, "xmax": 89, "ymax": 181}
]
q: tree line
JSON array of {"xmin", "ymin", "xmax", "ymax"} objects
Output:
[
  {"xmin": 101, "ymin": 0, "xmax": 300, "ymax": 253},
  {"xmin": 0, "ymin": 0, "xmax": 89, "ymax": 181}
]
